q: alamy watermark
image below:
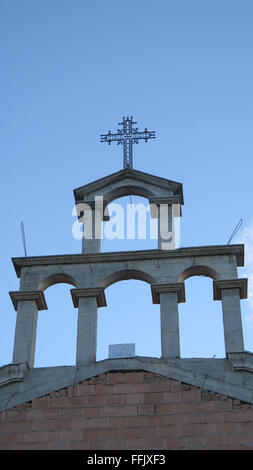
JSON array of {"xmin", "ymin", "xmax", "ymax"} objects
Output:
[{"xmin": 72, "ymin": 196, "xmax": 180, "ymax": 250}]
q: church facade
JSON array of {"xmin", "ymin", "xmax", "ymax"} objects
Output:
[{"xmin": 1, "ymin": 157, "xmax": 253, "ymax": 450}]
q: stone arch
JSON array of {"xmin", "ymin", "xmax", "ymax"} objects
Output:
[
  {"xmin": 35, "ymin": 274, "xmax": 78, "ymax": 366},
  {"xmin": 104, "ymin": 184, "xmax": 155, "ymax": 205},
  {"xmin": 101, "ymin": 269, "xmax": 156, "ymax": 289},
  {"xmin": 38, "ymin": 273, "xmax": 78, "ymax": 291},
  {"xmin": 178, "ymin": 268, "xmax": 225, "ymax": 358},
  {"xmin": 97, "ymin": 271, "xmax": 160, "ymax": 360},
  {"xmin": 178, "ymin": 265, "xmax": 218, "ymax": 282}
]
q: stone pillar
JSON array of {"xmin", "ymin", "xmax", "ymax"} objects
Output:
[
  {"xmin": 151, "ymin": 283, "xmax": 185, "ymax": 358},
  {"xmin": 149, "ymin": 196, "xmax": 182, "ymax": 250},
  {"xmin": 75, "ymin": 198, "xmax": 109, "ymax": 254},
  {"xmin": 213, "ymin": 279, "xmax": 247, "ymax": 355},
  {"xmin": 9, "ymin": 290, "xmax": 48, "ymax": 368},
  {"xmin": 71, "ymin": 287, "xmax": 107, "ymax": 366}
]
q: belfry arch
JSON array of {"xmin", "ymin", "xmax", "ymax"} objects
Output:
[
  {"xmin": 101, "ymin": 269, "xmax": 156, "ymax": 289},
  {"xmin": 97, "ymin": 277, "xmax": 161, "ymax": 360},
  {"xmin": 103, "ymin": 184, "xmax": 155, "ymax": 205},
  {"xmin": 179, "ymin": 275, "xmax": 226, "ymax": 358},
  {"xmin": 38, "ymin": 273, "xmax": 77, "ymax": 291},
  {"xmin": 73, "ymin": 168, "xmax": 184, "ymax": 254},
  {"xmin": 9, "ymin": 166, "xmax": 247, "ymax": 370},
  {"xmin": 178, "ymin": 265, "xmax": 218, "ymax": 282},
  {"xmin": 35, "ymin": 283, "xmax": 78, "ymax": 367}
]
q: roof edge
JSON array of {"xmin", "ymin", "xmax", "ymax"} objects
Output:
[
  {"xmin": 12, "ymin": 244, "xmax": 244, "ymax": 277},
  {"xmin": 73, "ymin": 168, "xmax": 183, "ymax": 201},
  {"xmin": 1, "ymin": 356, "xmax": 253, "ymax": 411}
]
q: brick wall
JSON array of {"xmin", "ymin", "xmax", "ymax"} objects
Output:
[{"xmin": 0, "ymin": 371, "xmax": 253, "ymax": 450}]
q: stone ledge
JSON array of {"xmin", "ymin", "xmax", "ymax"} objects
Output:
[
  {"xmin": 0, "ymin": 363, "xmax": 29, "ymax": 387},
  {"xmin": 12, "ymin": 244, "xmax": 244, "ymax": 277},
  {"xmin": 71, "ymin": 287, "xmax": 107, "ymax": 308},
  {"xmin": 9, "ymin": 290, "xmax": 48, "ymax": 310},
  {"xmin": 151, "ymin": 283, "xmax": 186, "ymax": 303},
  {"xmin": 213, "ymin": 278, "xmax": 248, "ymax": 300}
]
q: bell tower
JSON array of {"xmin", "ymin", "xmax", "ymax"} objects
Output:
[{"xmin": 1, "ymin": 117, "xmax": 253, "ymax": 452}]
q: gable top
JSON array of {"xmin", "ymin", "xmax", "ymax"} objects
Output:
[{"xmin": 73, "ymin": 168, "xmax": 184, "ymax": 204}]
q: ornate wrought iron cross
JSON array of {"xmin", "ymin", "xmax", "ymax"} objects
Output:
[{"xmin": 100, "ymin": 116, "xmax": 156, "ymax": 169}]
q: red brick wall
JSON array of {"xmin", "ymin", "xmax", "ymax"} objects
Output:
[{"xmin": 0, "ymin": 371, "xmax": 253, "ymax": 450}]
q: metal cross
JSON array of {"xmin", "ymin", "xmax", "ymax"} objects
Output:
[{"xmin": 100, "ymin": 116, "xmax": 156, "ymax": 169}]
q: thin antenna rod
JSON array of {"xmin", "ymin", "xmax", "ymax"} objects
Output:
[
  {"xmin": 21, "ymin": 221, "xmax": 28, "ymax": 257},
  {"xmin": 227, "ymin": 218, "xmax": 243, "ymax": 245}
]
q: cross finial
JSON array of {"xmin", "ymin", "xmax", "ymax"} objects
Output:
[{"xmin": 100, "ymin": 116, "xmax": 156, "ymax": 169}]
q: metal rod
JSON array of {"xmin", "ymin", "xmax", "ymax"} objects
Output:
[
  {"xmin": 227, "ymin": 218, "xmax": 243, "ymax": 245},
  {"xmin": 21, "ymin": 221, "xmax": 28, "ymax": 257}
]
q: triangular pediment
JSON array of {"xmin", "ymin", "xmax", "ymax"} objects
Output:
[{"xmin": 74, "ymin": 168, "xmax": 183, "ymax": 204}]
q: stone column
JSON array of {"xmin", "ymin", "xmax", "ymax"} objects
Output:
[
  {"xmin": 151, "ymin": 283, "xmax": 185, "ymax": 358},
  {"xmin": 71, "ymin": 287, "xmax": 107, "ymax": 366},
  {"xmin": 213, "ymin": 279, "xmax": 247, "ymax": 355},
  {"xmin": 9, "ymin": 290, "xmax": 48, "ymax": 368},
  {"xmin": 149, "ymin": 196, "xmax": 182, "ymax": 250},
  {"xmin": 75, "ymin": 198, "xmax": 109, "ymax": 254}
]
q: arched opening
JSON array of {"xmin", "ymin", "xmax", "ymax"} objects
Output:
[
  {"xmin": 104, "ymin": 184, "xmax": 154, "ymax": 205},
  {"xmin": 38, "ymin": 273, "xmax": 77, "ymax": 291},
  {"xmin": 101, "ymin": 195, "xmax": 158, "ymax": 252},
  {"xmin": 97, "ymin": 279, "xmax": 161, "ymax": 361},
  {"xmin": 178, "ymin": 265, "xmax": 218, "ymax": 282},
  {"xmin": 34, "ymin": 282, "xmax": 77, "ymax": 367},
  {"xmin": 179, "ymin": 276, "xmax": 225, "ymax": 358},
  {"xmin": 101, "ymin": 269, "xmax": 155, "ymax": 289}
]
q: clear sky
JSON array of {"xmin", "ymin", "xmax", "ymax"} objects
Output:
[{"xmin": 0, "ymin": 0, "xmax": 253, "ymax": 367}]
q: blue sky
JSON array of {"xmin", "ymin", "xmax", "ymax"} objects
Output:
[{"xmin": 0, "ymin": 0, "xmax": 253, "ymax": 366}]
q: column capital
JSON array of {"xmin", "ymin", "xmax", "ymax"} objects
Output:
[
  {"xmin": 151, "ymin": 283, "xmax": 185, "ymax": 304},
  {"xmin": 213, "ymin": 278, "xmax": 247, "ymax": 301},
  {"xmin": 9, "ymin": 290, "xmax": 48, "ymax": 311},
  {"xmin": 71, "ymin": 287, "xmax": 107, "ymax": 308},
  {"xmin": 149, "ymin": 196, "xmax": 182, "ymax": 218},
  {"xmin": 75, "ymin": 199, "xmax": 109, "ymax": 221}
]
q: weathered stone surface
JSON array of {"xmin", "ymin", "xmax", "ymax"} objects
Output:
[
  {"xmin": 0, "ymin": 363, "xmax": 28, "ymax": 387},
  {"xmin": 2, "ymin": 357, "xmax": 253, "ymax": 412},
  {"xmin": 73, "ymin": 168, "xmax": 183, "ymax": 205},
  {"xmin": 71, "ymin": 287, "xmax": 106, "ymax": 308},
  {"xmin": 151, "ymin": 282, "xmax": 186, "ymax": 304},
  {"xmin": 9, "ymin": 291, "xmax": 47, "ymax": 311},
  {"xmin": 213, "ymin": 278, "xmax": 247, "ymax": 300}
]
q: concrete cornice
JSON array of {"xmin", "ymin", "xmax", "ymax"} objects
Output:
[
  {"xmin": 71, "ymin": 287, "xmax": 107, "ymax": 308},
  {"xmin": 149, "ymin": 195, "xmax": 183, "ymax": 205},
  {"xmin": 9, "ymin": 290, "xmax": 48, "ymax": 311},
  {"xmin": 149, "ymin": 196, "xmax": 183, "ymax": 217},
  {"xmin": 151, "ymin": 283, "xmax": 186, "ymax": 304},
  {"xmin": 12, "ymin": 244, "xmax": 244, "ymax": 277},
  {"xmin": 74, "ymin": 168, "xmax": 184, "ymax": 202},
  {"xmin": 2, "ymin": 356, "xmax": 253, "ymax": 410},
  {"xmin": 213, "ymin": 278, "xmax": 248, "ymax": 300}
]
